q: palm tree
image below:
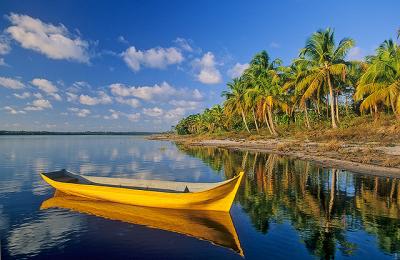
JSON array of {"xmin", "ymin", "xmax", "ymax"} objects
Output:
[
  {"xmin": 297, "ymin": 28, "xmax": 355, "ymax": 128},
  {"xmin": 354, "ymin": 39, "xmax": 400, "ymax": 116},
  {"xmin": 283, "ymin": 61, "xmax": 314, "ymax": 128},
  {"xmin": 223, "ymin": 77, "xmax": 251, "ymax": 133},
  {"xmin": 244, "ymin": 51, "xmax": 284, "ymax": 136}
]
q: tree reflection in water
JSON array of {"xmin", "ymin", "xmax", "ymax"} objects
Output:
[{"xmin": 176, "ymin": 144, "xmax": 400, "ymax": 258}]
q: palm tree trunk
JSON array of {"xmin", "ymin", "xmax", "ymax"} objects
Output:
[
  {"xmin": 345, "ymin": 95, "xmax": 349, "ymax": 115},
  {"xmin": 304, "ymin": 102, "xmax": 310, "ymax": 129},
  {"xmin": 252, "ymin": 108, "xmax": 259, "ymax": 133},
  {"xmin": 335, "ymin": 94, "xmax": 340, "ymax": 123},
  {"xmin": 240, "ymin": 108, "xmax": 251, "ymax": 133},
  {"xmin": 316, "ymin": 100, "xmax": 320, "ymax": 115},
  {"xmin": 390, "ymin": 98, "xmax": 396, "ymax": 114},
  {"xmin": 326, "ymin": 94, "xmax": 329, "ymax": 118},
  {"xmin": 263, "ymin": 111, "xmax": 273, "ymax": 135},
  {"xmin": 267, "ymin": 106, "xmax": 278, "ymax": 136},
  {"xmin": 326, "ymin": 75, "xmax": 338, "ymax": 128},
  {"xmin": 328, "ymin": 169, "xmax": 337, "ymax": 217}
]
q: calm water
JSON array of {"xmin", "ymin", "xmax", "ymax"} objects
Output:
[{"xmin": 0, "ymin": 136, "xmax": 399, "ymax": 259}]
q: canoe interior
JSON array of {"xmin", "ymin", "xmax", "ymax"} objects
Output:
[{"xmin": 42, "ymin": 169, "xmax": 231, "ymax": 193}]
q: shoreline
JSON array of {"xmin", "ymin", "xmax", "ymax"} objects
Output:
[{"xmin": 150, "ymin": 134, "xmax": 400, "ymax": 177}]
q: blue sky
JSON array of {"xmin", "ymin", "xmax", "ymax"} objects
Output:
[{"xmin": 0, "ymin": 0, "xmax": 399, "ymax": 131}]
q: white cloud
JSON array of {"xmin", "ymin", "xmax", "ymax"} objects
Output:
[
  {"xmin": 193, "ymin": 52, "xmax": 222, "ymax": 84},
  {"xmin": 0, "ymin": 36, "xmax": 11, "ymax": 55},
  {"xmin": 79, "ymin": 91, "xmax": 112, "ymax": 106},
  {"xmin": 0, "ymin": 76, "xmax": 24, "ymax": 89},
  {"xmin": 227, "ymin": 62, "xmax": 249, "ymax": 78},
  {"xmin": 348, "ymin": 47, "xmax": 364, "ymax": 61},
  {"xmin": 174, "ymin": 37, "xmax": 193, "ymax": 52},
  {"xmin": 67, "ymin": 81, "xmax": 91, "ymax": 93},
  {"xmin": 115, "ymin": 97, "xmax": 140, "ymax": 108},
  {"xmin": 68, "ymin": 107, "xmax": 91, "ymax": 117},
  {"xmin": 110, "ymin": 81, "xmax": 176, "ymax": 101},
  {"xmin": 33, "ymin": 92, "xmax": 43, "ymax": 99},
  {"xmin": 104, "ymin": 109, "xmax": 120, "ymax": 120},
  {"xmin": 50, "ymin": 93, "xmax": 62, "ymax": 101},
  {"xmin": 6, "ymin": 13, "xmax": 90, "ymax": 63},
  {"xmin": 24, "ymin": 99, "xmax": 52, "ymax": 111},
  {"xmin": 122, "ymin": 46, "xmax": 183, "ymax": 71},
  {"xmin": 66, "ymin": 92, "xmax": 78, "ymax": 102},
  {"xmin": 143, "ymin": 107, "xmax": 164, "ymax": 117},
  {"xmin": 31, "ymin": 78, "xmax": 61, "ymax": 101},
  {"xmin": 109, "ymin": 82, "xmax": 202, "ymax": 104},
  {"xmin": 126, "ymin": 112, "xmax": 140, "ymax": 122},
  {"xmin": 3, "ymin": 106, "xmax": 26, "ymax": 114},
  {"xmin": 169, "ymin": 100, "xmax": 200, "ymax": 110},
  {"xmin": 13, "ymin": 92, "xmax": 31, "ymax": 99},
  {"xmin": 165, "ymin": 107, "xmax": 185, "ymax": 119},
  {"xmin": 31, "ymin": 78, "xmax": 58, "ymax": 93}
]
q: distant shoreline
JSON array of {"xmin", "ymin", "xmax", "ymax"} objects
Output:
[{"xmin": 0, "ymin": 131, "xmax": 159, "ymax": 135}]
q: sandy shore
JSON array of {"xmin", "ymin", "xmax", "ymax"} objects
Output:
[{"xmin": 150, "ymin": 134, "xmax": 400, "ymax": 177}]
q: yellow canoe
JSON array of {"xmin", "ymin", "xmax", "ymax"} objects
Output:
[
  {"xmin": 41, "ymin": 191, "xmax": 244, "ymax": 256},
  {"xmin": 40, "ymin": 170, "xmax": 244, "ymax": 212}
]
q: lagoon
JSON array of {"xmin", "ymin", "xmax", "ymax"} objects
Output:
[{"xmin": 0, "ymin": 136, "xmax": 399, "ymax": 259}]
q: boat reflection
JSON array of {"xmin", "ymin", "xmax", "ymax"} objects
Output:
[{"xmin": 40, "ymin": 191, "xmax": 244, "ymax": 256}]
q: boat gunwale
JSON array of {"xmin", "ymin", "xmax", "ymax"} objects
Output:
[{"xmin": 41, "ymin": 170, "xmax": 244, "ymax": 195}]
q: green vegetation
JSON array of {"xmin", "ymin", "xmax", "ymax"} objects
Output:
[{"xmin": 176, "ymin": 28, "xmax": 400, "ymax": 137}]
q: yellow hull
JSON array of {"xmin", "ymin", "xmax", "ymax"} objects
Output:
[
  {"xmin": 41, "ymin": 191, "xmax": 243, "ymax": 256},
  {"xmin": 40, "ymin": 172, "xmax": 244, "ymax": 212}
]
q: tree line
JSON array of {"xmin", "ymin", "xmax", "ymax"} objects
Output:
[{"xmin": 175, "ymin": 28, "xmax": 400, "ymax": 136}]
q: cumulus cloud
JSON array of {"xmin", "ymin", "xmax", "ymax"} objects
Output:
[
  {"xmin": 6, "ymin": 13, "xmax": 90, "ymax": 63},
  {"xmin": 165, "ymin": 107, "xmax": 185, "ymax": 119},
  {"xmin": 115, "ymin": 97, "xmax": 140, "ymax": 108},
  {"xmin": 122, "ymin": 46, "xmax": 183, "ymax": 72},
  {"xmin": 68, "ymin": 107, "xmax": 91, "ymax": 117},
  {"xmin": 143, "ymin": 107, "xmax": 164, "ymax": 117},
  {"xmin": 79, "ymin": 91, "xmax": 112, "ymax": 106},
  {"xmin": 31, "ymin": 78, "xmax": 61, "ymax": 101},
  {"xmin": 110, "ymin": 82, "xmax": 175, "ymax": 101},
  {"xmin": 126, "ymin": 112, "xmax": 140, "ymax": 122},
  {"xmin": 104, "ymin": 109, "xmax": 120, "ymax": 120},
  {"xmin": 0, "ymin": 36, "xmax": 11, "ymax": 55},
  {"xmin": 13, "ymin": 92, "xmax": 31, "ymax": 99},
  {"xmin": 24, "ymin": 99, "xmax": 52, "ymax": 111},
  {"xmin": 31, "ymin": 78, "xmax": 57, "ymax": 93},
  {"xmin": 109, "ymin": 82, "xmax": 203, "ymax": 103},
  {"xmin": 0, "ymin": 76, "xmax": 24, "ymax": 89},
  {"xmin": 33, "ymin": 92, "xmax": 43, "ymax": 99},
  {"xmin": 227, "ymin": 62, "xmax": 249, "ymax": 78},
  {"xmin": 193, "ymin": 52, "xmax": 222, "ymax": 84},
  {"xmin": 168, "ymin": 100, "xmax": 200, "ymax": 110},
  {"xmin": 102, "ymin": 109, "xmax": 141, "ymax": 122},
  {"xmin": 3, "ymin": 106, "xmax": 26, "ymax": 114}
]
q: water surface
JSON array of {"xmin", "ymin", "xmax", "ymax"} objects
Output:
[{"xmin": 0, "ymin": 136, "xmax": 399, "ymax": 259}]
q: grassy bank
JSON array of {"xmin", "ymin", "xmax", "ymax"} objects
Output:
[{"xmin": 151, "ymin": 115, "xmax": 400, "ymax": 175}]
